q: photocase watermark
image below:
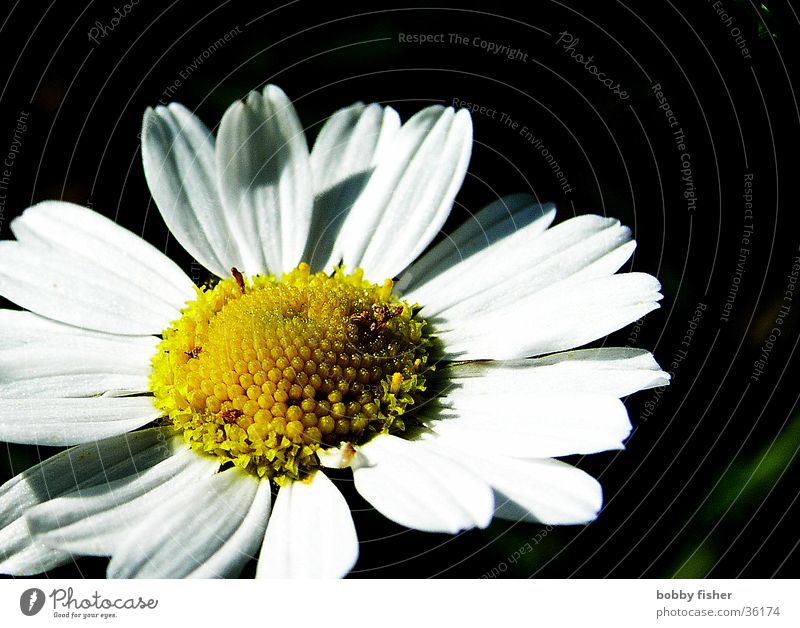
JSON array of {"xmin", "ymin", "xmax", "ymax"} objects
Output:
[
  {"xmin": 451, "ymin": 97, "xmax": 572, "ymax": 194},
  {"xmin": 398, "ymin": 30, "xmax": 635, "ymax": 104},
  {"xmin": 18, "ymin": 587, "xmax": 158, "ymax": 620},
  {"xmin": 87, "ymin": 0, "xmax": 140, "ymax": 46},
  {"xmin": 0, "ymin": 110, "xmax": 30, "ymax": 235},
  {"xmin": 19, "ymin": 588, "xmax": 45, "ymax": 616},
  {"xmin": 554, "ymin": 31, "xmax": 629, "ymax": 101}
]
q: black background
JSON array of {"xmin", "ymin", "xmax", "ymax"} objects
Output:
[{"xmin": 0, "ymin": 0, "xmax": 798, "ymax": 578}]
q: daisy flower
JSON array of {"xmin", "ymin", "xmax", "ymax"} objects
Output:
[{"xmin": 0, "ymin": 85, "xmax": 668, "ymax": 578}]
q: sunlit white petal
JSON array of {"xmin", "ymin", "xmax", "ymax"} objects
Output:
[
  {"xmin": 352, "ymin": 434, "xmax": 493, "ymax": 533},
  {"xmin": 438, "ymin": 272, "xmax": 663, "ymax": 360},
  {"xmin": 107, "ymin": 467, "xmax": 264, "ymax": 578},
  {"xmin": 216, "ymin": 86, "xmax": 313, "ymax": 275},
  {"xmin": 26, "ymin": 448, "xmax": 215, "ymax": 557},
  {"xmin": 257, "ymin": 472, "xmax": 357, "ymax": 578},
  {"xmin": 306, "ymin": 102, "xmax": 400, "ymax": 270},
  {"xmin": 0, "ymin": 398, "xmax": 161, "ymax": 445},
  {"xmin": 0, "ymin": 428, "xmax": 173, "ymax": 575},
  {"xmin": 142, "ymin": 104, "xmax": 241, "ymax": 277},
  {"xmin": 336, "ymin": 106, "xmax": 472, "ymax": 279}
]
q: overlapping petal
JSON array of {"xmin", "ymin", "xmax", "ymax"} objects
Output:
[
  {"xmin": 26, "ymin": 445, "xmax": 214, "ymax": 558},
  {"xmin": 108, "ymin": 467, "xmax": 267, "ymax": 578},
  {"xmin": 305, "ymin": 102, "xmax": 400, "ymax": 270},
  {"xmin": 142, "ymin": 103, "xmax": 242, "ymax": 278},
  {"xmin": 437, "ymin": 272, "xmax": 663, "ymax": 360},
  {"xmin": 335, "ymin": 105, "xmax": 472, "ymax": 279},
  {"xmin": 0, "ymin": 428, "xmax": 175, "ymax": 575},
  {"xmin": 398, "ymin": 194, "xmax": 555, "ymax": 293},
  {"xmin": 0, "ymin": 331, "xmax": 156, "ymax": 399},
  {"xmin": 216, "ymin": 86, "xmax": 313, "ymax": 275},
  {"xmin": 257, "ymin": 471, "xmax": 357, "ymax": 578},
  {"xmin": 352, "ymin": 434, "xmax": 494, "ymax": 533},
  {"xmin": 405, "ymin": 214, "xmax": 633, "ymax": 317},
  {"xmin": 0, "ymin": 398, "xmax": 162, "ymax": 446},
  {"xmin": 431, "ymin": 443, "xmax": 603, "ymax": 525},
  {"xmin": 0, "ymin": 202, "xmax": 194, "ymax": 335},
  {"xmin": 427, "ymin": 395, "xmax": 632, "ymax": 459}
]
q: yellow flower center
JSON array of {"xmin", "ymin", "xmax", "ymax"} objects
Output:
[{"xmin": 150, "ymin": 263, "xmax": 431, "ymax": 485}]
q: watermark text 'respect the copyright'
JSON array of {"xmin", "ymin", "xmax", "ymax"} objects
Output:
[
  {"xmin": 0, "ymin": 111, "xmax": 30, "ymax": 235},
  {"xmin": 398, "ymin": 32, "xmax": 528, "ymax": 61}
]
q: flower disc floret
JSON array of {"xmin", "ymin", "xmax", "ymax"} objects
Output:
[{"xmin": 150, "ymin": 263, "xmax": 431, "ymax": 484}]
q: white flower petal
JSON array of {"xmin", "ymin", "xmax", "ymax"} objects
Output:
[
  {"xmin": 0, "ymin": 428, "xmax": 173, "ymax": 575},
  {"xmin": 438, "ymin": 272, "xmax": 663, "ymax": 360},
  {"xmin": 428, "ymin": 394, "xmax": 631, "ymax": 458},
  {"xmin": 217, "ymin": 85, "xmax": 313, "ymax": 275},
  {"xmin": 0, "ymin": 334, "xmax": 157, "ymax": 398},
  {"xmin": 352, "ymin": 434, "xmax": 493, "ymax": 534},
  {"xmin": 26, "ymin": 448, "xmax": 214, "ymax": 557},
  {"xmin": 0, "ymin": 519, "xmax": 70, "ymax": 576},
  {"xmin": 0, "ymin": 397, "xmax": 161, "ymax": 445},
  {"xmin": 492, "ymin": 459, "xmax": 603, "ymax": 525},
  {"xmin": 436, "ymin": 447, "xmax": 602, "ymax": 525},
  {"xmin": 142, "ymin": 104, "xmax": 241, "ymax": 278},
  {"xmin": 0, "ymin": 374, "xmax": 148, "ymax": 400},
  {"xmin": 257, "ymin": 471, "xmax": 357, "ymax": 578},
  {"xmin": 316, "ymin": 442, "xmax": 355, "ymax": 469},
  {"xmin": 442, "ymin": 347, "xmax": 670, "ymax": 398},
  {"xmin": 306, "ymin": 102, "xmax": 400, "ymax": 270},
  {"xmin": 10, "ymin": 201, "xmax": 195, "ymax": 311},
  {"xmin": 398, "ymin": 194, "xmax": 555, "ymax": 294},
  {"xmin": 309, "ymin": 102, "xmax": 400, "ymax": 195},
  {"xmin": 107, "ymin": 467, "xmax": 263, "ymax": 578},
  {"xmin": 188, "ymin": 480, "xmax": 272, "ymax": 578},
  {"xmin": 411, "ymin": 214, "xmax": 634, "ymax": 319},
  {"xmin": 0, "ymin": 241, "xmax": 180, "ymax": 335},
  {"xmin": 0, "ymin": 428, "xmax": 175, "ymax": 526},
  {"xmin": 337, "ymin": 106, "xmax": 472, "ymax": 279},
  {"xmin": 0, "ymin": 310, "xmax": 120, "ymax": 350}
]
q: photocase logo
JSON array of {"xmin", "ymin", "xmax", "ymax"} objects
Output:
[{"xmin": 19, "ymin": 588, "xmax": 45, "ymax": 616}]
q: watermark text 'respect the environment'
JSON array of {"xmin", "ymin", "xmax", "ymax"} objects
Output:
[{"xmin": 451, "ymin": 98, "xmax": 572, "ymax": 194}]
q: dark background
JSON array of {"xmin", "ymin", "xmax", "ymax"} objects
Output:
[{"xmin": 0, "ymin": 0, "xmax": 798, "ymax": 578}]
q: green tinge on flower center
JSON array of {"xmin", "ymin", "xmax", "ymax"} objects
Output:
[{"xmin": 150, "ymin": 263, "xmax": 431, "ymax": 485}]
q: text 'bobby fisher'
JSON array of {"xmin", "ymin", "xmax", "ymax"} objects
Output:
[{"xmin": 656, "ymin": 589, "xmax": 732, "ymax": 603}]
